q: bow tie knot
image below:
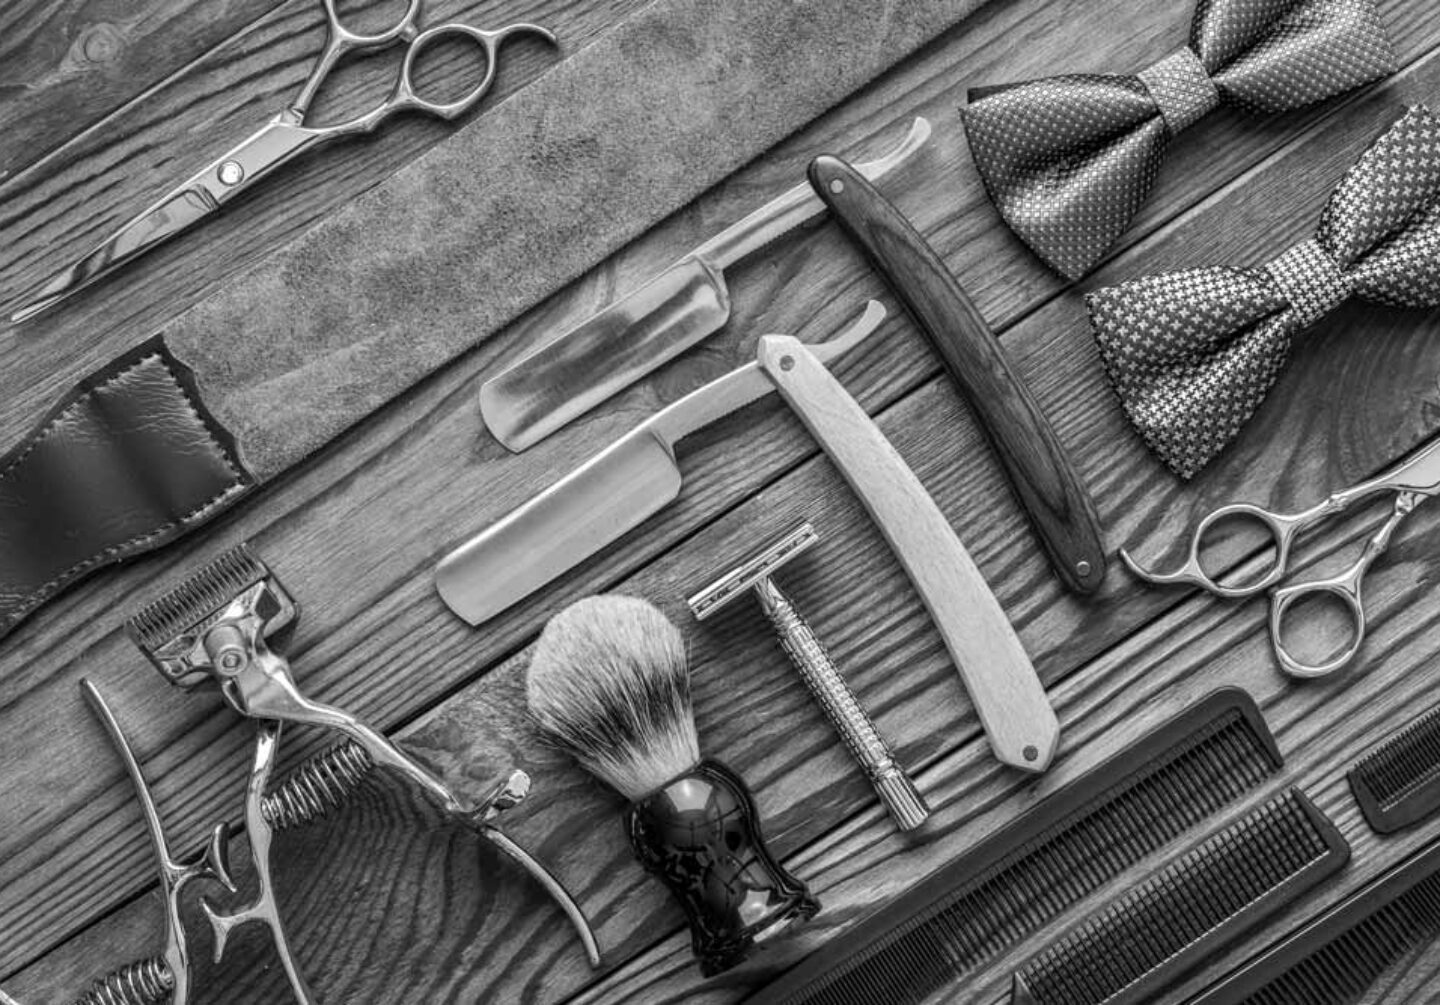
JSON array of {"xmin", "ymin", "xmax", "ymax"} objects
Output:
[
  {"xmin": 1137, "ymin": 47, "xmax": 1220, "ymax": 135},
  {"xmin": 1088, "ymin": 106, "xmax": 1440, "ymax": 480},
  {"xmin": 963, "ymin": 0, "xmax": 1395, "ymax": 280},
  {"xmin": 1266, "ymin": 239, "xmax": 1352, "ymax": 326}
]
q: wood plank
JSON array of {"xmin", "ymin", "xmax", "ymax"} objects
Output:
[
  {"xmin": 6, "ymin": 0, "xmax": 1440, "ymax": 999},
  {"xmin": 0, "ymin": 0, "xmax": 284, "ymax": 181}
]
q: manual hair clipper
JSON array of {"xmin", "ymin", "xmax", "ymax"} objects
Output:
[{"xmin": 125, "ymin": 545, "xmax": 600, "ymax": 1003}]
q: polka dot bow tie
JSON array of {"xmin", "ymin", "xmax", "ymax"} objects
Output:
[
  {"xmin": 963, "ymin": 0, "xmax": 1395, "ymax": 281},
  {"xmin": 1087, "ymin": 105, "xmax": 1440, "ymax": 481}
]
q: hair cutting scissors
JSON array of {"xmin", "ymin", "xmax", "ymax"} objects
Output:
[
  {"xmin": 1122, "ymin": 436, "xmax": 1440, "ymax": 679},
  {"xmin": 9, "ymin": 0, "xmax": 555, "ymax": 324}
]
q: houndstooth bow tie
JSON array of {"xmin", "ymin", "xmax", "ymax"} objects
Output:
[
  {"xmin": 963, "ymin": 0, "xmax": 1395, "ymax": 281},
  {"xmin": 1088, "ymin": 105, "xmax": 1440, "ymax": 480}
]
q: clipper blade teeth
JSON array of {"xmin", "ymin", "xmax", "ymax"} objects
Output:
[{"xmin": 126, "ymin": 544, "xmax": 269, "ymax": 653}]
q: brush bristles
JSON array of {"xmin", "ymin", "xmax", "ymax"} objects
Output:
[
  {"xmin": 126, "ymin": 545, "xmax": 268, "ymax": 651},
  {"xmin": 526, "ymin": 595, "xmax": 700, "ymax": 801}
]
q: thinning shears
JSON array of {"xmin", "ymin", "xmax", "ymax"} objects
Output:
[
  {"xmin": 1122, "ymin": 437, "xmax": 1440, "ymax": 679},
  {"xmin": 10, "ymin": 0, "xmax": 555, "ymax": 323}
]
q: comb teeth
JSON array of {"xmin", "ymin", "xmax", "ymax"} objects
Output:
[
  {"xmin": 755, "ymin": 689, "xmax": 1282, "ymax": 1005},
  {"xmin": 1015, "ymin": 789, "xmax": 1349, "ymax": 1005},
  {"xmin": 125, "ymin": 545, "xmax": 268, "ymax": 652},
  {"xmin": 1349, "ymin": 701, "xmax": 1440, "ymax": 833},
  {"xmin": 1192, "ymin": 837, "xmax": 1440, "ymax": 1005}
]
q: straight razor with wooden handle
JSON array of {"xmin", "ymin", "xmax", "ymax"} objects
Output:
[
  {"xmin": 808, "ymin": 153, "xmax": 1106, "ymax": 596},
  {"xmin": 755, "ymin": 335, "xmax": 1059, "ymax": 772}
]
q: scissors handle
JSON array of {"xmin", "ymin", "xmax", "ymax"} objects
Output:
[
  {"xmin": 1121, "ymin": 501, "xmax": 1315, "ymax": 598},
  {"xmin": 290, "ymin": 0, "xmax": 425, "ymax": 121},
  {"xmin": 296, "ymin": 18, "xmax": 556, "ymax": 139},
  {"xmin": 1268, "ymin": 491, "xmax": 1421, "ymax": 678}
]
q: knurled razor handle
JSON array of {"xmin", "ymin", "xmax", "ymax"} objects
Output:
[
  {"xmin": 756, "ymin": 335, "xmax": 1059, "ymax": 772},
  {"xmin": 809, "ymin": 154, "xmax": 1106, "ymax": 595},
  {"xmin": 756, "ymin": 579, "xmax": 930, "ymax": 830}
]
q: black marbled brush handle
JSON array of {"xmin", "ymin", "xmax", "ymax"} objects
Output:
[{"xmin": 626, "ymin": 759, "xmax": 819, "ymax": 975}]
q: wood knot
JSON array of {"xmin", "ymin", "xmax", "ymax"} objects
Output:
[{"xmin": 71, "ymin": 22, "xmax": 126, "ymax": 66}]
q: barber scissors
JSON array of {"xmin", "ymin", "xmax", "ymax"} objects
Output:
[
  {"xmin": 10, "ymin": 0, "xmax": 555, "ymax": 323},
  {"xmin": 1123, "ymin": 436, "xmax": 1440, "ymax": 679}
]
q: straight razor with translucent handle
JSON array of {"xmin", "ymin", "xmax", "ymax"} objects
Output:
[{"xmin": 479, "ymin": 119, "xmax": 930, "ymax": 451}]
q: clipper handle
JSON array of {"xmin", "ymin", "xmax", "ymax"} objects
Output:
[
  {"xmin": 627, "ymin": 759, "xmax": 818, "ymax": 975},
  {"xmin": 756, "ymin": 580, "xmax": 929, "ymax": 830}
]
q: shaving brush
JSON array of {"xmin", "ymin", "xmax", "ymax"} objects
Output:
[{"xmin": 526, "ymin": 594, "xmax": 819, "ymax": 975}]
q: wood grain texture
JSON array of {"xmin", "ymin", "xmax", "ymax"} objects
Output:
[
  {"xmin": 0, "ymin": 0, "xmax": 283, "ymax": 180},
  {"xmin": 6, "ymin": 0, "xmax": 1440, "ymax": 1002}
]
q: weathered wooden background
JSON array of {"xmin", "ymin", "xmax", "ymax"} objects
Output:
[{"xmin": 4, "ymin": 0, "xmax": 1440, "ymax": 1001}]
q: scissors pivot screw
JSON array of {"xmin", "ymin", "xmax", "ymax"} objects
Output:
[{"xmin": 218, "ymin": 161, "xmax": 244, "ymax": 185}]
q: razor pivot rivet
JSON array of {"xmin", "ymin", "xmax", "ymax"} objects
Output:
[
  {"xmin": 689, "ymin": 522, "xmax": 930, "ymax": 831},
  {"xmin": 218, "ymin": 160, "xmax": 244, "ymax": 185},
  {"xmin": 1076, "ymin": 560, "xmax": 1092, "ymax": 577}
]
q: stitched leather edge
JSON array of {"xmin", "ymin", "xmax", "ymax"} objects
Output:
[{"xmin": 0, "ymin": 337, "xmax": 255, "ymax": 635}]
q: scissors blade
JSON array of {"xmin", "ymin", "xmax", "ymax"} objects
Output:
[
  {"xmin": 10, "ymin": 184, "xmax": 219, "ymax": 323},
  {"xmin": 8, "ymin": 119, "xmax": 318, "ymax": 325}
]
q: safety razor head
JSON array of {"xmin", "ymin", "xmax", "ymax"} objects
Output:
[
  {"xmin": 126, "ymin": 544, "xmax": 297, "ymax": 689},
  {"xmin": 688, "ymin": 522, "xmax": 819, "ymax": 620}
]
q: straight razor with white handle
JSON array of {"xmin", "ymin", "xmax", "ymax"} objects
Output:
[
  {"xmin": 436, "ymin": 302, "xmax": 889, "ymax": 626},
  {"xmin": 755, "ymin": 335, "xmax": 1059, "ymax": 772}
]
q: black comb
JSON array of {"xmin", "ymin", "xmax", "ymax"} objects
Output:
[
  {"xmin": 1190, "ymin": 834, "xmax": 1440, "ymax": 1005},
  {"xmin": 753, "ymin": 688, "xmax": 1283, "ymax": 1005},
  {"xmin": 1012, "ymin": 788, "xmax": 1348, "ymax": 1005},
  {"xmin": 1349, "ymin": 700, "xmax": 1440, "ymax": 833}
]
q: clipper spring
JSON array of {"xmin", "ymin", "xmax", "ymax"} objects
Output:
[
  {"xmin": 72, "ymin": 957, "xmax": 173, "ymax": 1005},
  {"xmin": 261, "ymin": 742, "xmax": 375, "ymax": 831}
]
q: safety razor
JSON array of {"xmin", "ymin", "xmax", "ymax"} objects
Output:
[
  {"xmin": 689, "ymin": 523, "xmax": 930, "ymax": 831},
  {"xmin": 124, "ymin": 545, "xmax": 600, "ymax": 1004}
]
